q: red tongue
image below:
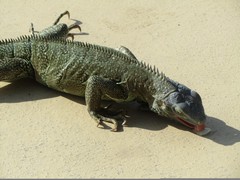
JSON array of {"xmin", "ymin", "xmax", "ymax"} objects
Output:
[{"xmin": 194, "ymin": 124, "xmax": 205, "ymax": 132}]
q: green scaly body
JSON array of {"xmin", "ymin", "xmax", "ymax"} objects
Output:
[{"xmin": 0, "ymin": 11, "xmax": 207, "ymax": 133}]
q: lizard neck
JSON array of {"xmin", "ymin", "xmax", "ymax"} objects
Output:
[{"xmin": 132, "ymin": 72, "xmax": 176, "ymax": 109}]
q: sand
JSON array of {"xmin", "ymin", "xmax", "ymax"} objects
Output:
[{"xmin": 0, "ymin": 0, "xmax": 240, "ymax": 178}]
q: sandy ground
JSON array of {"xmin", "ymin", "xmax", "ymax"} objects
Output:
[{"xmin": 0, "ymin": 0, "xmax": 240, "ymax": 178}]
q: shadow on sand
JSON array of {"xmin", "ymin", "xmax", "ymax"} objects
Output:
[
  {"xmin": 1, "ymin": 79, "xmax": 239, "ymax": 146},
  {"xmin": 124, "ymin": 102, "xmax": 240, "ymax": 146},
  {"xmin": 203, "ymin": 116, "xmax": 240, "ymax": 146}
]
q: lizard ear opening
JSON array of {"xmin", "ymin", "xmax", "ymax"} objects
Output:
[{"xmin": 150, "ymin": 98, "xmax": 167, "ymax": 115}]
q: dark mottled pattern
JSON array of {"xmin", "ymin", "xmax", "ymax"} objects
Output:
[{"xmin": 0, "ymin": 35, "xmax": 206, "ymax": 131}]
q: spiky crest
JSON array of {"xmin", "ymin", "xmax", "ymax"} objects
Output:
[
  {"xmin": 0, "ymin": 34, "xmax": 168, "ymax": 82},
  {"xmin": 135, "ymin": 59, "xmax": 168, "ymax": 83}
]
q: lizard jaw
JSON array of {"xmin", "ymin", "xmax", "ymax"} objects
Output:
[
  {"xmin": 176, "ymin": 117, "xmax": 205, "ymax": 132},
  {"xmin": 176, "ymin": 117, "xmax": 195, "ymax": 129}
]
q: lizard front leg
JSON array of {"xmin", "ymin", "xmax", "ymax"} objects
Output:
[{"xmin": 85, "ymin": 75, "xmax": 128, "ymax": 131}]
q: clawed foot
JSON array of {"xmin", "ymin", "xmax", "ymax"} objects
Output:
[
  {"xmin": 53, "ymin": 10, "xmax": 81, "ymax": 40},
  {"xmin": 66, "ymin": 23, "xmax": 82, "ymax": 40},
  {"xmin": 89, "ymin": 104, "xmax": 129, "ymax": 132},
  {"xmin": 29, "ymin": 10, "xmax": 82, "ymax": 40}
]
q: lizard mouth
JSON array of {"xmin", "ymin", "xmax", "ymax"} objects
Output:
[
  {"xmin": 177, "ymin": 117, "xmax": 195, "ymax": 128},
  {"xmin": 176, "ymin": 117, "xmax": 205, "ymax": 132}
]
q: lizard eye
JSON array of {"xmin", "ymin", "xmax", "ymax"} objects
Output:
[{"xmin": 169, "ymin": 92, "xmax": 184, "ymax": 104}]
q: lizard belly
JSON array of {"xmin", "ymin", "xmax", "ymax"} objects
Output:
[{"xmin": 34, "ymin": 70, "xmax": 87, "ymax": 97}]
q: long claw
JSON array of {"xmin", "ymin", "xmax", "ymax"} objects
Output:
[
  {"xmin": 66, "ymin": 24, "xmax": 81, "ymax": 40},
  {"xmin": 29, "ymin": 23, "xmax": 34, "ymax": 34},
  {"xmin": 29, "ymin": 23, "xmax": 39, "ymax": 35},
  {"xmin": 67, "ymin": 34, "xmax": 75, "ymax": 40},
  {"xmin": 68, "ymin": 24, "xmax": 81, "ymax": 32},
  {"xmin": 110, "ymin": 119, "xmax": 118, "ymax": 132},
  {"xmin": 96, "ymin": 121, "xmax": 104, "ymax": 129},
  {"xmin": 89, "ymin": 105, "xmax": 129, "ymax": 132},
  {"xmin": 89, "ymin": 110, "xmax": 119, "ymax": 131},
  {"xmin": 122, "ymin": 117, "xmax": 127, "ymax": 126},
  {"xmin": 53, "ymin": 10, "xmax": 70, "ymax": 25}
]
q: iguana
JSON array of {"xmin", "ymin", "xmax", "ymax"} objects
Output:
[{"xmin": 0, "ymin": 11, "xmax": 211, "ymax": 135}]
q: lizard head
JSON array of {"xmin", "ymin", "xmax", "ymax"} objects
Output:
[{"xmin": 151, "ymin": 83, "xmax": 206, "ymax": 132}]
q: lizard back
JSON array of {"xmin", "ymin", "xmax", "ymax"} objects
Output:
[{"xmin": 30, "ymin": 37, "xmax": 141, "ymax": 97}]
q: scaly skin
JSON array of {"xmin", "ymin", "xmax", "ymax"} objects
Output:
[
  {"xmin": 0, "ymin": 11, "xmax": 207, "ymax": 133},
  {"xmin": 0, "ymin": 35, "xmax": 206, "ymax": 133}
]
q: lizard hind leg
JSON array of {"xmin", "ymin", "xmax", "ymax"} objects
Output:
[
  {"xmin": 29, "ymin": 10, "xmax": 81, "ymax": 40},
  {"xmin": 53, "ymin": 10, "xmax": 81, "ymax": 40},
  {"xmin": 29, "ymin": 10, "xmax": 70, "ymax": 36}
]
